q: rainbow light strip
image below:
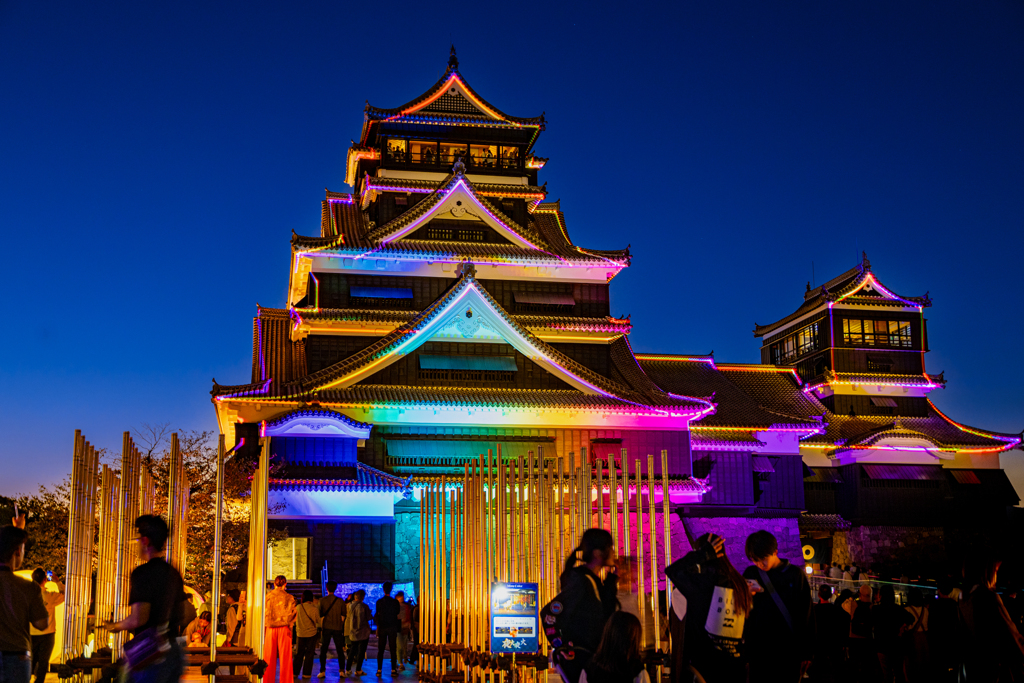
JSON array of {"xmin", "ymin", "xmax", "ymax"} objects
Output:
[
  {"xmin": 526, "ymin": 156, "xmax": 547, "ymax": 170},
  {"xmin": 362, "ymin": 178, "xmax": 546, "ymax": 202},
  {"xmin": 834, "ymin": 273, "xmax": 924, "ymax": 308},
  {"xmin": 327, "ymin": 194, "xmax": 354, "ymax": 205},
  {"xmin": 928, "ymin": 398, "xmax": 1021, "ymax": 447},
  {"xmin": 802, "ymin": 375, "xmax": 942, "ymax": 393},
  {"xmin": 345, "ymin": 148, "xmax": 381, "ymax": 186}
]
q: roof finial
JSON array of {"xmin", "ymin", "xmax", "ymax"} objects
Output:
[
  {"xmin": 453, "ymin": 157, "xmax": 466, "ymax": 175},
  {"xmin": 448, "ymin": 45, "xmax": 459, "ymax": 70},
  {"xmin": 862, "ymin": 251, "xmax": 871, "ymax": 271}
]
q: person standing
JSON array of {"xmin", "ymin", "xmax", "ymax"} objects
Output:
[
  {"xmin": 29, "ymin": 568, "xmax": 63, "ymax": 683},
  {"xmin": 225, "ymin": 590, "xmax": 245, "ymax": 646},
  {"xmin": 101, "ymin": 515, "xmax": 185, "ymax": 683},
  {"xmin": 317, "ymin": 581, "xmax": 346, "ymax": 678},
  {"xmin": 345, "ymin": 590, "xmax": 372, "ymax": 676},
  {"xmin": 264, "ymin": 576, "xmax": 297, "ymax": 683},
  {"xmin": 0, "ymin": 516, "xmax": 50, "ymax": 683},
  {"xmin": 810, "ymin": 584, "xmax": 849, "ymax": 683},
  {"xmin": 872, "ymin": 585, "xmax": 913, "ymax": 683},
  {"xmin": 959, "ymin": 555, "xmax": 1024, "ymax": 682},
  {"xmin": 395, "ymin": 592, "xmax": 412, "ymax": 667},
  {"xmin": 848, "ymin": 585, "xmax": 876, "ymax": 681},
  {"xmin": 903, "ymin": 588, "xmax": 929, "ymax": 683},
  {"xmin": 374, "ymin": 582, "xmax": 401, "ymax": 676},
  {"xmin": 294, "ymin": 591, "xmax": 321, "ymax": 679},
  {"xmin": 741, "ymin": 530, "xmax": 814, "ymax": 683},
  {"xmin": 928, "ymin": 578, "xmax": 961, "ymax": 683},
  {"xmin": 663, "ymin": 533, "xmax": 749, "ymax": 683},
  {"xmin": 555, "ymin": 529, "xmax": 619, "ymax": 683}
]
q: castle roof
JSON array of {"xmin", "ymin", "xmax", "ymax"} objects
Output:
[
  {"xmin": 754, "ymin": 255, "xmax": 932, "ymax": 338},
  {"xmin": 295, "ymin": 173, "xmax": 630, "ymax": 268}
]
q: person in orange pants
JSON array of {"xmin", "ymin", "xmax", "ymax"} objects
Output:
[{"xmin": 265, "ymin": 575, "xmax": 297, "ymax": 683}]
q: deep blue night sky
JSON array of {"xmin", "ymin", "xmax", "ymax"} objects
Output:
[{"xmin": 2, "ymin": 1, "xmax": 1022, "ymax": 496}]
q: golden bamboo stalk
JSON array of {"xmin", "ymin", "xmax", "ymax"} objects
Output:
[
  {"xmin": 244, "ymin": 436, "xmax": 269, "ymax": 667},
  {"xmin": 647, "ymin": 454, "xmax": 660, "ymax": 653},
  {"xmin": 634, "ymin": 457, "xmax": 646, "ymax": 647},
  {"xmin": 581, "ymin": 448, "xmax": 590, "ymax": 531},
  {"xmin": 208, "ymin": 435, "xmax": 226, "ymax": 681},
  {"xmin": 661, "ymin": 450, "xmax": 673, "ymax": 622},
  {"xmin": 621, "ymin": 451, "xmax": 632, "ymax": 594},
  {"xmin": 94, "ymin": 464, "xmax": 120, "ymax": 656},
  {"xmin": 609, "ymin": 454, "xmax": 619, "ymax": 553},
  {"xmin": 556, "ymin": 456, "xmax": 565, "ymax": 578}
]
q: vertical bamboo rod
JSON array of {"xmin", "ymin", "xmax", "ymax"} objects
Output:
[
  {"xmin": 647, "ymin": 454, "xmax": 660, "ymax": 654},
  {"xmin": 581, "ymin": 448, "xmax": 590, "ymax": 531},
  {"xmin": 661, "ymin": 450, "xmax": 673, "ymax": 622},
  {"xmin": 621, "ymin": 452, "xmax": 632, "ymax": 594},
  {"xmin": 208, "ymin": 436, "xmax": 226, "ymax": 681},
  {"xmin": 634, "ymin": 458, "xmax": 646, "ymax": 648},
  {"xmin": 556, "ymin": 456, "xmax": 565, "ymax": 578},
  {"xmin": 609, "ymin": 455, "xmax": 619, "ymax": 553}
]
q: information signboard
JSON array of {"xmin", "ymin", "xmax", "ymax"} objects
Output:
[{"xmin": 490, "ymin": 582, "xmax": 539, "ymax": 653}]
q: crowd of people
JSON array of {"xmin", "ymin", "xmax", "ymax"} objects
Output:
[
  {"xmin": 552, "ymin": 527, "xmax": 1024, "ymax": 683},
  {"xmin": 4, "ymin": 513, "xmax": 1024, "ymax": 683}
]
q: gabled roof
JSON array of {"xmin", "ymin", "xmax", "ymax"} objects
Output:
[
  {"xmin": 754, "ymin": 254, "xmax": 932, "ymax": 338},
  {"xmin": 359, "ymin": 49, "xmax": 545, "ymax": 147},
  {"xmin": 292, "ymin": 172, "xmax": 630, "ymax": 268},
  {"xmin": 214, "ymin": 267, "xmax": 713, "ymax": 418}
]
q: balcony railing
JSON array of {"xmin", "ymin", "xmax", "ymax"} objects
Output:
[{"xmin": 384, "ymin": 150, "xmax": 523, "ymax": 172}]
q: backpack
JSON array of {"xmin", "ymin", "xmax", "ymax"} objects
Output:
[{"xmin": 540, "ymin": 573, "xmax": 601, "ymax": 653}]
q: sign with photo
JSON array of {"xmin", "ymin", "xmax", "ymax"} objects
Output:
[{"xmin": 490, "ymin": 582, "xmax": 539, "ymax": 653}]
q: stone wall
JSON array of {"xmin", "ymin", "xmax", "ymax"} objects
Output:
[
  {"xmin": 394, "ymin": 510, "xmax": 420, "ymax": 583},
  {"xmin": 831, "ymin": 526, "xmax": 945, "ymax": 568}
]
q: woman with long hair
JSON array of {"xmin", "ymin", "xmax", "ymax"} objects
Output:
[
  {"xmin": 580, "ymin": 612, "xmax": 649, "ymax": 683},
  {"xmin": 663, "ymin": 533, "xmax": 750, "ymax": 683},
  {"xmin": 556, "ymin": 528, "xmax": 620, "ymax": 683}
]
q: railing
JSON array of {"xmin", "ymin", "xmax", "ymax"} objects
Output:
[
  {"xmin": 383, "ymin": 150, "xmax": 522, "ymax": 171},
  {"xmin": 808, "ymin": 574, "xmax": 938, "ymax": 604}
]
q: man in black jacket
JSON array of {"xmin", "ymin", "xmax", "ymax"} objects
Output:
[
  {"xmin": 741, "ymin": 530, "xmax": 814, "ymax": 683},
  {"xmin": 374, "ymin": 582, "xmax": 401, "ymax": 676}
]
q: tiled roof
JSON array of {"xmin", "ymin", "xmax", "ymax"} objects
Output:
[
  {"xmin": 801, "ymin": 400, "xmax": 1020, "ymax": 452},
  {"xmin": 311, "ymin": 385, "xmax": 679, "ymax": 411},
  {"xmin": 362, "ymin": 63, "xmax": 544, "ymax": 128},
  {"xmin": 214, "ymin": 272, "xmax": 710, "ymax": 416},
  {"xmin": 290, "ymin": 306, "xmax": 632, "ymax": 334},
  {"xmin": 754, "ymin": 257, "xmax": 931, "ymax": 337},
  {"xmin": 638, "ymin": 357, "xmax": 816, "ymax": 429},
  {"xmin": 291, "ymin": 176, "xmax": 629, "ymax": 268},
  {"xmin": 269, "ymin": 462, "xmax": 411, "ymax": 493},
  {"xmin": 691, "ymin": 430, "xmax": 766, "ymax": 451}
]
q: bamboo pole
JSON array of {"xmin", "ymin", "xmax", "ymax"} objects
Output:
[
  {"xmin": 95, "ymin": 465, "xmax": 120, "ymax": 656},
  {"xmin": 661, "ymin": 450, "xmax": 673, "ymax": 622},
  {"xmin": 647, "ymin": 454, "xmax": 660, "ymax": 654},
  {"xmin": 208, "ymin": 436, "xmax": 226, "ymax": 682},
  {"xmin": 609, "ymin": 454, "xmax": 619, "ymax": 554},
  {"xmin": 556, "ymin": 456, "xmax": 565, "ymax": 578},
  {"xmin": 244, "ymin": 436, "xmax": 269, "ymax": 668},
  {"xmin": 633, "ymin": 457, "xmax": 646, "ymax": 648},
  {"xmin": 621, "ymin": 452, "xmax": 631, "ymax": 594}
]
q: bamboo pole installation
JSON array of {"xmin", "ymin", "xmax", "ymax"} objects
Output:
[
  {"xmin": 165, "ymin": 432, "xmax": 191, "ymax": 574},
  {"xmin": 419, "ymin": 445, "xmax": 679, "ymax": 683},
  {"xmin": 94, "ymin": 465, "xmax": 121, "ymax": 657},
  {"xmin": 245, "ymin": 436, "xmax": 271, "ymax": 663},
  {"xmin": 61, "ymin": 431, "xmax": 98, "ymax": 663}
]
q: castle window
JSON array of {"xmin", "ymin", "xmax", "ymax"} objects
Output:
[
  {"xmin": 499, "ymin": 146, "xmax": 520, "ymax": 169},
  {"xmin": 418, "ymin": 354, "xmax": 517, "ymax": 384},
  {"xmin": 843, "ymin": 319, "xmax": 912, "ymax": 348},
  {"xmin": 470, "ymin": 144, "xmax": 498, "ymax": 169},
  {"xmin": 769, "ymin": 322, "xmax": 818, "ymax": 364},
  {"xmin": 385, "ymin": 139, "xmax": 408, "ymax": 163},
  {"xmin": 410, "ymin": 140, "xmax": 438, "ymax": 165},
  {"xmin": 394, "ymin": 195, "xmax": 408, "ymax": 206}
]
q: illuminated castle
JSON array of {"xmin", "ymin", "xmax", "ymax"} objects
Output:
[{"xmin": 212, "ymin": 49, "xmax": 1021, "ymax": 584}]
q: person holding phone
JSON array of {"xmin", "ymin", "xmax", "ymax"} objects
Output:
[
  {"xmin": 29, "ymin": 568, "xmax": 64, "ymax": 683},
  {"xmin": 741, "ymin": 531, "xmax": 814, "ymax": 683}
]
